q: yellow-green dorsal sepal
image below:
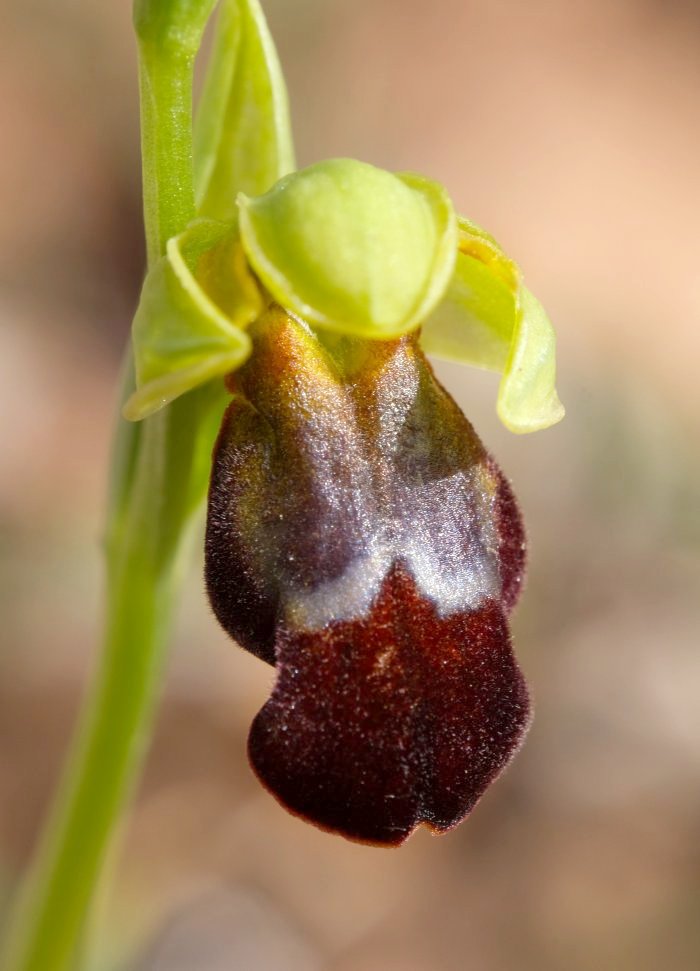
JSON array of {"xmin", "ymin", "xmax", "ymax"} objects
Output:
[
  {"xmin": 422, "ymin": 216, "xmax": 564, "ymax": 433},
  {"xmin": 237, "ymin": 158, "xmax": 458, "ymax": 339},
  {"xmin": 124, "ymin": 218, "xmax": 261, "ymax": 421}
]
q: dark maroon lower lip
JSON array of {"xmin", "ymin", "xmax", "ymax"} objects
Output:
[{"xmin": 247, "ymin": 561, "xmax": 530, "ymax": 847}]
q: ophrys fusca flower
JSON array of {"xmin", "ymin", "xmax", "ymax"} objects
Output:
[{"xmin": 125, "ymin": 4, "xmax": 563, "ymax": 846}]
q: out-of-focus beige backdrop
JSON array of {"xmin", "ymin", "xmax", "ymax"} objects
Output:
[{"xmin": 1, "ymin": 1, "xmax": 699, "ymax": 969}]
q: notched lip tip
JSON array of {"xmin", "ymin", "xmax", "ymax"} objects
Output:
[
  {"xmin": 247, "ymin": 720, "xmax": 534, "ymax": 847},
  {"xmin": 247, "ymin": 753, "xmax": 429, "ymax": 848}
]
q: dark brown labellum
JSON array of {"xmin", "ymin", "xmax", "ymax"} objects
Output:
[{"xmin": 205, "ymin": 306, "xmax": 529, "ymax": 845}]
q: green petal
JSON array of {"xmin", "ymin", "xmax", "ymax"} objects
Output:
[
  {"xmin": 124, "ymin": 218, "xmax": 260, "ymax": 421},
  {"xmin": 238, "ymin": 158, "xmax": 457, "ymax": 339},
  {"xmin": 497, "ymin": 287, "xmax": 565, "ymax": 434},
  {"xmin": 420, "ymin": 250, "xmax": 515, "ymax": 372},
  {"xmin": 194, "ymin": 0, "xmax": 295, "ymax": 218},
  {"xmin": 422, "ymin": 217, "xmax": 564, "ymax": 434}
]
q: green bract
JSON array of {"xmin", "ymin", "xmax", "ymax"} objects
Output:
[
  {"xmin": 125, "ymin": 0, "xmax": 563, "ymax": 433},
  {"xmin": 194, "ymin": 0, "xmax": 295, "ymax": 218}
]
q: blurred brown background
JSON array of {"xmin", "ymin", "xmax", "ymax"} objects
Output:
[{"xmin": 1, "ymin": 1, "xmax": 699, "ymax": 969}]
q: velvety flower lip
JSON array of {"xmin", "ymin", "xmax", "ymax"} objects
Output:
[{"xmin": 206, "ymin": 307, "xmax": 530, "ymax": 845}]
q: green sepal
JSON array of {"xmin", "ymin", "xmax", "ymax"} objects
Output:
[
  {"xmin": 419, "ymin": 250, "xmax": 515, "ymax": 373},
  {"xmin": 124, "ymin": 218, "xmax": 261, "ymax": 421},
  {"xmin": 422, "ymin": 217, "xmax": 564, "ymax": 433},
  {"xmin": 497, "ymin": 287, "xmax": 565, "ymax": 434},
  {"xmin": 194, "ymin": 0, "xmax": 296, "ymax": 217},
  {"xmin": 238, "ymin": 158, "xmax": 457, "ymax": 339}
]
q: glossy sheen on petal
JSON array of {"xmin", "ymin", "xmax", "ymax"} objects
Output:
[
  {"xmin": 206, "ymin": 312, "xmax": 375, "ymax": 663},
  {"xmin": 205, "ymin": 308, "xmax": 529, "ymax": 844},
  {"xmin": 238, "ymin": 159, "xmax": 457, "ymax": 338}
]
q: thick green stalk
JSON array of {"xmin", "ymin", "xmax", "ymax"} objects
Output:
[
  {"xmin": 0, "ymin": 4, "xmax": 220, "ymax": 969},
  {"xmin": 135, "ymin": 0, "xmax": 219, "ymax": 263}
]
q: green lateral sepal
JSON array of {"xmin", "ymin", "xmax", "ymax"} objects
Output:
[
  {"xmin": 124, "ymin": 218, "xmax": 261, "ymax": 421},
  {"xmin": 422, "ymin": 217, "xmax": 564, "ymax": 433},
  {"xmin": 497, "ymin": 287, "xmax": 565, "ymax": 433}
]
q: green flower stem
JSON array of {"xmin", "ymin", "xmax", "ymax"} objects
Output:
[
  {"xmin": 138, "ymin": 46, "xmax": 197, "ymax": 266},
  {"xmin": 0, "ymin": 5, "xmax": 221, "ymax": 969},
  {"xmin": 135, "ymin": 0, "xmax": 219, "ymax": 263}
]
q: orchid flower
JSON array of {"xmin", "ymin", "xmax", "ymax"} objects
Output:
[{"xmin": 123, "ymin": 0, "xmax": 563, "ymax": 846}]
